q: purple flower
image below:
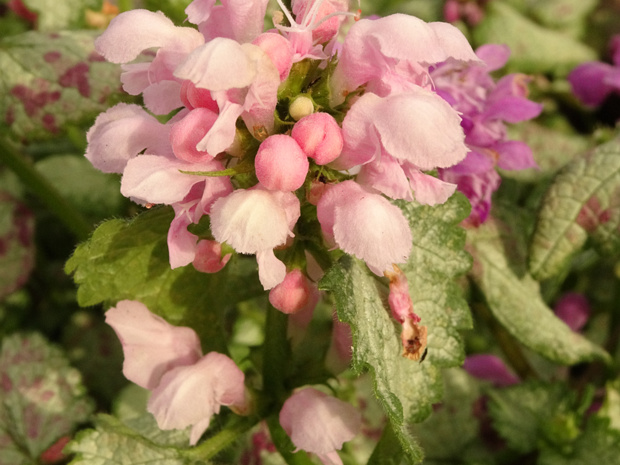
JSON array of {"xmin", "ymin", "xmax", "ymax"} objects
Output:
[
  {"xmin": 553, "ymin": 292, "xmax": 591, "ymax": 332},
  {"xmin": 464, "ymin": 354, "xmax": 519, "ymax": 387},
  {"xmin": 432, "ymin": 44, "xmax": 542, "ymax": 226},
  {"xmin": 568, "ymin": 34, "xmax": 620, "ymax": 107}
]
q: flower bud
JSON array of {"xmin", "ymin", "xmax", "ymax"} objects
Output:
[
  {"xmin": 192, "ymin": 240, "xmax": 231, "ymax": 274},
  {"xmin": 291, "ymin": 112, "xmax": 343, "ymax": 165},
  {"xmin": 255, "ymin": 134, "xmax": 309, "ymax": 191},
  {"xmin": 463, "ymin": 354, "xmax": 519, "ymax": 386},
  {"xmin": 289, "ymin": 95, "xmax": 315, "ymax": 121},
  {"xmin": 269, "ymin": 269, "xmax": 312, "ymax": 314},
  {"xmin": 554, "ymin": 292, "xmax": 591, "ymax": 332}
]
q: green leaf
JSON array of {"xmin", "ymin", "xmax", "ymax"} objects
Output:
[
  {"xmin": 0, "ymin": 333, "xmax": 94, "ymax": 465},
  {"xmin": 21, "ymin": 0, "xmax": 102, "ymax": 31},
  {"xmin": 320, "ymin": 194, "xmax": 472, "ymax": 464},
  {"xmin": 488, "ymin": 382, "xmax": 581, "ymax": 454},
  {"xmin": 529, "ymin": 136, "xmax": 620, "ymax": 280},
  {"xmin": 537, "ymin": 418, "xmax": 620, "ymax": 465},
  {"xmin": 0, "ymin": 30, "xmax": 123, "ymax": 141},
  {"xmin": 599, "ymin": 379, "xmax": 620, "ymax": 433},
  {"xmin": 0, "ymin": 177, "xmax": 34, "ymax": 300},
  {"xmin": 473, "ymin": 2, "xmax": 596, "ymax": 76},
  {"xmin": 65, "ymin": 207, "xmax": 264, "ymax": 353},
  {"xmin": 35, "ymin": 154, "xmax": 125, "ymax": 221},
  {"xmin": 398, "ymin": 194, "xmax": 473, "ymax": 368},
  {"xmin": 410, "ymin": 368, "xmax": 483, "ymax": 463},
  {"xmin": 468, "ymin": 219, "xmax": 610, "ymax": 365},
  {"xmin": 67, "ymin": 414, "xmax": 189, "ymax": 465}
]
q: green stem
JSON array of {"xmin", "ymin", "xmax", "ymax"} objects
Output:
[
  {"xmin": 0, "ymin": 139, "xmax": 91, "ymax": 241},
  {"xmin": 261, "ymin": 304, "xmax": 291, "ymax": 411},
  {"xmin": 182, "ymin": 415, "xmax": 259, "ymax": 462}
]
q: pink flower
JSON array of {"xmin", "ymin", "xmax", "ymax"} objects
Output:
[
  {"xmin": 105, "ymin": 300, "xmax": 202, "ymax": 390},
  {"xmin": 148, "ymin": 352, "xmax": 247, "ymax": 445},
  {"xmin": 85, "ymin": 103, "xmax": 171, "ymax": 174},
  {"xmin": 210, "ymin": 189, "xmax": 300, "ymax": 289},
  {"xmin": 330, "ymin": 14, "xmax": 479, "ymax": 104},
  {"xmin": 95, "ymin": 9, "xmax": 204, "ymax": 114},
  {"xmin": 255, "ymin": 135, "xmax": 309, "ymax": 191},
  {"xmin": 279, "ymin": 388, "xmax": 361, "ymax": 465},
  {"xmin": 554, "ymin": 292, "xmax": 591, "ymax": 332},
  {"xmin": 174, "ymin": 37, "xmax": 280, "ymax": 154},
  {"xmin": 317, "ymin": 180, "xmax": 412, "ymax": 275}
]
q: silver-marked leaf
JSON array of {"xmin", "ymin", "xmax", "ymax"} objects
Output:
[
  {"xmin": 0, "ymin": 30, "xmax": 123, "ymax": 141},
  {"xmin": 67, "ymin": 414, "xmax": 187, "ymax": 465},
  {"xmin": 320, "ymin": 194, "xmax": 472, "ymax": 464},
  {"xmin": 473, "ymin": 2, "xmax": 596, "ymax": 76},
  {"xmin": 0, "ymin": 333, "xmax": 93, "ymax": 465},
  {"xmin": 529, "ymin": 136, "xmax": 620, "ymax": 280},
  {"xmin": 21, "ymin": 0, "xmax": 102, "ymax": 31},
  {"xmin": 468, "ymin": 219, "xmax": 609, "ymax": 365}
]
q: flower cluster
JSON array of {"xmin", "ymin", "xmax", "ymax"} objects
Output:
[
  {"xmin": 86, "ymin": 0, "xmax": 480, "ymax": 292},
  {"xmin": 88, "ymin": 0, "xmax": 486, "ymax": 459},
  {"xmin": 431, "ymin": 44, "xmax": 543, "ymax": 226}
]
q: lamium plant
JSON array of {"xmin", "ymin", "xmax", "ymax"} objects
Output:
[{"xmin": 1, "ymin": 0, "xmax": 620, "ymax": 464}]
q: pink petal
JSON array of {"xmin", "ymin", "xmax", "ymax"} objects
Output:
[
  {"xmin": 554, "ymin": 292, "xmax": 591, "ymax": 332},
  {"xmin": 404, "ymin": 167, "xmax": 457, "ymax": 206},
  {"xmin": 185, "ymin": 0, "xmax": 216, "ymax": 25},
  {"xmin": 210, "ymin": 189, "xmax": 300, "ymax": 254},
  {"xmin": 356, "ymin": 155, "xmax": 413, "ymax": 201},
  {"xmin": 568, "ymin": 62, "xmax": 617, "ymax": 106},
  {"xmin": 253, "ymin": 32, "xmax": 294, "ymax": 80},
  {"xmin": 221, "ymin": 0, "xmax": 270, "ymax": 43},
  {"xmin": 174, "ymin": 38, "xmax": 258, "ymax": 92},
  {"xmin": 318, "ymin": 181, "xmax": 412, "ymax": 274},
  {"xmin": 142, "ymin": 80, "xmax": 183, "ymax": 115},
  {"xmin": 120, "ymin": 155, "xmax": 222, "ymax": 205},
  {"xmin": 495, "ymin": 140, "xmax": 538, "ymax": 171},
  {"xmin": 147, "ymin": 352, "xmax": 246, "ymax": 445},
  {"xmin": 476, "ymin": 43, "xmax": 510, "ymax": 72},
  {"xmin": 95, "ymin": 10, "xmax": 203, "ymax": 63},
  {"xmin": 105, "ymin": 300, "xmax": 202, "ymax": 390},
  {"xmin": 168, "ymin": 202, "xmax": 200, "ymax": 268},
  {"xmin": 373, "ymin": 89, "xmax": 468, "ymax": 170},
  {"xmin": 170, "ymin": 108, "xmax": 219, "ymax": 163},
  {"xmin": 256, "ymin": 249, "xmax": 287, "ymax": 290},
  {"xmin": 196, "ymin": 100, "xmax": 244, "ymax": 155},
  {"xmin": 279, "ymin": 388, "xmax": 360, "ymax": 457},
  {"xmin": 193, "ymin": 240, "xmax": 231, "ymax": 273},
  {"xmin": 483, "ymin": 96, "xmax": 543, "ymax": 123},
  {"xmin": 85, "ymin": 103, "xmax": 170, "ymax": 174}
]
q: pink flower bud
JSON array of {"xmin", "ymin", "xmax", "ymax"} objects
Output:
[
  {"xmin": 192, "ymin": 240, "xmax": 232, "ymax": 274},
  {"xmin": 255, "ymin": 134, "xmax": 309, "ymax": 191},
  {"xmin": 180, "ymin": 80, "xmax": 219, "ymax": 112},
  {"xmin": 170, "ymin": 108, "xmax": 219, "ymax": 162},
  {"xmin": 269, "ymin": 269, "xmax": 313, "ymax": 314},
  {"xmin": 252, "ymin": 32, "xmax": 294, "ymax": 81},
  {"xmin": 279, "ymin": 388, "xmax": 361, "ymax": 464},
  {"xmin": 291, "ymin": 112, "xmax": 343, "ymax": 165}
]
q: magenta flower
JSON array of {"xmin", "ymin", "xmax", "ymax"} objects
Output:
[
  {"xmin": 279, "ymin": 388, "xmax": 361, "ymax": 465},
  {"xmin": 432, "ymin": 44, "xmax": 542, "ymax": 225},
  {"xmin": 463, "ymin": 354, "xmax": 519, "ymax": 387},
  {"xmin": 568, "ymin": 34, "xmax": 620, "ymax": 107},
  {"xmin": 553, "ymin": 292, "xmax": 591, "ymax": 332}
]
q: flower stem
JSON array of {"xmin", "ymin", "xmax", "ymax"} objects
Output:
[
  {"xmin": 0, "ymin": 138, "xmax": 91, "ymax": 241},
  {"xmin": 182, "ymin": 415, "xmax": 259, "ymax": 462}
]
